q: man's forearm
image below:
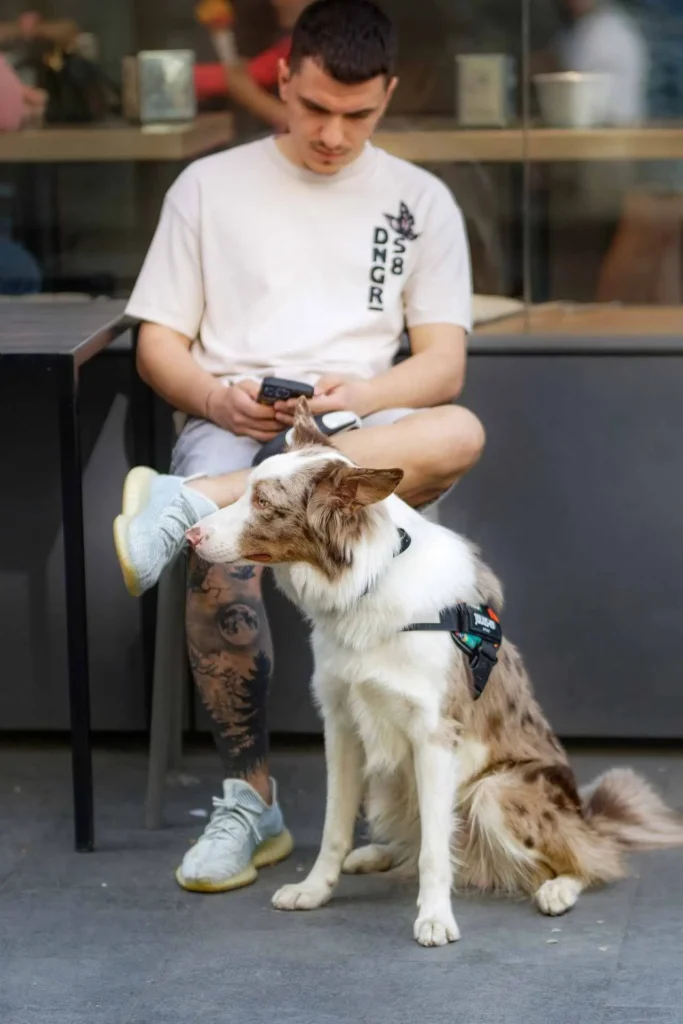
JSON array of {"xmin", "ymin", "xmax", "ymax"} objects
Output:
[
  {"xmin": 224, "ymin": 65, "xmax": 287, "ymax": 129},
  {"xmin": 368, "ymin": 329, "xmax": 466, "ymax": 413},
  {"xmin": 136, "ymin": 322, "xmax": 219, "ymax": 419}
]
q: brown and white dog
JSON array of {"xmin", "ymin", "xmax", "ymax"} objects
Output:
[{"xmin": 186, "ymin": 401, "xmax": 683, "ymax": 947}]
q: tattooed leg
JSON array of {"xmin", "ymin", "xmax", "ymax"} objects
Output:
[{"xmin": 186, "ymin": 555, "xmax": 273, "ymax": 803}]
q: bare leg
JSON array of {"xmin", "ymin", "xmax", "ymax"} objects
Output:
[
  {"xmin": 412, "ymin": 740, "xmax": 461, "ymax": 947},
  {"xmin": 186, "ymin": 556, "xmax": 272, "ymax": 801},
  {"xmin": 336, "ymin": 405, "xmax": 484, "ymax": 506},
  {"xmin": 189, "ymin": 405, "xmax": 485, "ymax": 510},
  {"xmin": 272, "ymin": 712, "xmax": 363, "ymax": 910}
]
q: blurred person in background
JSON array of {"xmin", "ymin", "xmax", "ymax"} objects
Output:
[
  {"xmin": 0, "ymin": 50, "xmax": 46, "ymax": 131},
  {"xmin": 0, "ymin": 51, "xmax": 45, "ymax": 294},
  {"xmin": 0, "ymin": 11, "xmax": 79, "ymax": 54},
  {"xmin": 555, "ymin": 0, "xmax": 649, "ymax": 125},
  {"xmin": 195, "ymin": 0, "xmax": 311, "ymax": 129}
]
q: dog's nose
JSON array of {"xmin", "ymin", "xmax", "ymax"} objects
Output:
[{"xmin": 186, "ymin": 526, "xmax": 203, "ymax": 548}]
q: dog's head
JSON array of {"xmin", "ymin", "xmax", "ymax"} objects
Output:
[{"xmin": 186, "ymin": 399, "xmax": 403, "ymax": 579}]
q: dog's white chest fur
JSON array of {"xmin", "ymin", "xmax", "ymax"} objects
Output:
[
  {"xmin": 280, "ymin": 494, "xmax": 480, "ymax": 776},
  {"xmin": 312, "ymin": 631, "xmax": 453, "ymax": 775}
]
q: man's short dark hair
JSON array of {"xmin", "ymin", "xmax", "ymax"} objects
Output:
[{"xmin": 289, "ymin": 0, "xmax": 398, "ymax": 85}]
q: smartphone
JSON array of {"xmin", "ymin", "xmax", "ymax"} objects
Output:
[{"xmin": 257, "ymin": 376, "xmax": 315, "ymax": 406}]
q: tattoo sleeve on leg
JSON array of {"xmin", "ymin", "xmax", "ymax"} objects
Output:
[{"xmin": 186, "ymin": 557, "xmax": 273, "ymax": 780}]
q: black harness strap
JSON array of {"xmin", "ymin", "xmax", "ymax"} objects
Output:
[
  {"xmin": 397, "ymin": 544, "xmax": 503, "ymax": 697},
  {"xmin": 402, "ymin": 604, "xmax": 502, "ymax": 699},
  {"xmin": 373, "ymin": 528, "xmax": 504, "ymax": 700}
]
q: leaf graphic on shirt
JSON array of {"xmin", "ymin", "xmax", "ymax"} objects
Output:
[{"xmin": 384, "ymin": 201, "xmax": 420, "ymax": 241}]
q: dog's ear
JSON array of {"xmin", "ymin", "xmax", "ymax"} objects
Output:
[
  {"xmin": 315, "ymin": 463, "xmax": 404, "ymax": 514},
  {"xmin": 288, "ymin": 397, "xmax": 332, "ymax": 451}
]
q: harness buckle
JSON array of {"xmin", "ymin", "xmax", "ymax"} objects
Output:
[
  {"xmin": 458, "ymin": 604, "xmax": 502, "ymax": 646},
  {"xmin": 468, "ymin": 639, "xmax": 500, "ymax": 698}
]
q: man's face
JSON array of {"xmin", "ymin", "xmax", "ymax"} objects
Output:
[{"xmin": 278, "ymin": 57, "xmax": 396, "ymax": 175}]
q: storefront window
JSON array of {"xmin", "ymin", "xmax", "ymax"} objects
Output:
[
  {"xmin": 0, "ymin": 0, "xmax": 681, "ymax": 329},
  {"xmin": 521, "ymin": 0, "xmax": 683, "ymax": 333}
]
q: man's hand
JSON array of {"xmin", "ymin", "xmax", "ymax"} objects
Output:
[
  {"xmin": 274, "ymin": 374, "xmax": 376, "ymax": 425},
  {"xmin": 206, "ymin": 379, "xmax": 283, "ymax": 441},
  {"xmin": 21, "ymin": 84, "xmax": 47, "ymax": 126}
]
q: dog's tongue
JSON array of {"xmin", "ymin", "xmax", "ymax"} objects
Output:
[{"xmin": 246, "ymin": 553, "xmax": 271, "ymax": 563}]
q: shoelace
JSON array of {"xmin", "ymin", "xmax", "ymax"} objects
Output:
[
  {"xmin": 156, "ymin": 493, "xmax": 197, "ymax": 561},
  {"xmin": 203, "ymin": 797, "xmax": 263, "ymax": 845}
]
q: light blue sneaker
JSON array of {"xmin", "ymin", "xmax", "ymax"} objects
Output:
[
  {"xmin": 176, "ymin": 778, "xmax": 294, "ymax": 893},
  {"xmin": 113, "ymin": 466, "xmax": 218, "ymax": 596}
]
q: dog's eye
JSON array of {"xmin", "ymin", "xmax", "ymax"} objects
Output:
[{"xmin": 255, "ymin": 495, "xmax": 271, "ymax": 510}]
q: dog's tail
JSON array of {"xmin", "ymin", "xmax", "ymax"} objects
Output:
[{"xmin": 581, "ymin": 767, "xmax": 683, "ymax": 850}]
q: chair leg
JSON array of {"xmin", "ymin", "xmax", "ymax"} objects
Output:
[
  {"xmin": 145, "ymin": 553, "xmax": 187, "ymax": 829},
  {"xmin": 167, "ymin": 656, "xmax": 186, "ymax": 773}
]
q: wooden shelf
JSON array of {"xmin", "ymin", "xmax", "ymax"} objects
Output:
[
  {"xmin": 374, "ymin": 123, "xmax": 683, "ymax": 163},
  {"xmin": 3, "ymin": 116, "xmax": 681, "ymax": 165},
  {"xmin": 0, "ymin": 113, "xmax": 235, "ymax": 163}
]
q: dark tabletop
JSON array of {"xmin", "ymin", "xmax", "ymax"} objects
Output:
[{"xmin": 0, "ymin": 300, "xmax": 134, "ymax": 367}]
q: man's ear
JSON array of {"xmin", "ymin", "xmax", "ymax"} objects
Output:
[
  {"xmin": 384, "ymin": 75, "xmax": 399, "ymax": 107},
  {"xmin": 314, "ymin": 463, "xmax": 404, "ymax": 515},
  {"xmin": 288, "ymin": 397, "xmax": 331, "ymax": 450},
  {"xmin": 277, "ymin": 58, "xmax": 291, "ymax": 100}
]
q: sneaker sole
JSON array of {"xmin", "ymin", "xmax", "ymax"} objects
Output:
[
  {"xmin": 175, "ymin": 828, "xmax": 295, "ymax": 893},
  {"xmin": 112, "ymin": 466, "xmax": 159, "ymax": 598}
]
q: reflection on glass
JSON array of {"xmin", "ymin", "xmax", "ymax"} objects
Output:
[
  {"xmin": 526, "ymin": 0, "xmax": 683, "ymax": 318},
  {"xmin": 554, "ymin": 0, "xmax": 648, "ymax": 125},
  {"xmin": 0, "ymin": 0, "xmax": 680, "ymax": 316}
]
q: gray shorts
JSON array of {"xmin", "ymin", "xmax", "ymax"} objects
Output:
[{"xmin": 170, "ymin": 408, "xmax": 416, "ymax": 478}]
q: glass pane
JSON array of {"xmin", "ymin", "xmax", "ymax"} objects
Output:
[
  {"xmin": 0, "ymin": 0, "xmax": 526, "ymax": 325},
  {"xmin": 521, "ymin": 0, "xmax": 683, "ymax": 334}
]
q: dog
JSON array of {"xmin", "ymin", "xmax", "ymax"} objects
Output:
[{"xmin": 186, "ymin": 401, "xmax": 683, "ymax": 947}]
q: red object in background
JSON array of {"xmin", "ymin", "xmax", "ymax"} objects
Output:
[
  {"xmin": 0, "ymin": 56, "xmax": 26, "ymax": 132},
  {"xmin": 194, "ymin": 35, "xmax": 291, "ymax": 99}
]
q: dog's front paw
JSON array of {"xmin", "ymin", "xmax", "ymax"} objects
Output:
[
  {"xmin": 413, "ymin": 911, "xmax": 460, "ymax": 947},
  {"xmin": 272, "ymin": 881, "xmax": 333, "ymax": 911}
]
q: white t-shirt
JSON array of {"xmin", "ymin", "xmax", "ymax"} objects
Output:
[
  {"xmin": 557, "ymin": 5, "xmax": 649, "ymax": 125},
  {"xmin": 126, "ymin": 136, "xmax": 471, "ymax": 385}
]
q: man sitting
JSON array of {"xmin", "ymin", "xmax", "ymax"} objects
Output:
[{"xmin": 118, "ymin": 0, "xmax": 484, "ymax": 894}]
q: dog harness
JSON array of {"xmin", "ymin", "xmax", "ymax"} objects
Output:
[{"xmin": 395, "ymin": 529, "xmax": 503, "ymax": 699}]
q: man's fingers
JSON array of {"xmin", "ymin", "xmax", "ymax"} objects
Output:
[
  {"xmin": 232, "ymin": 388, "xmax": 277, "ymax": 421},
  {"xmin": 235, "ymin": 419, "xmax": 282, "ymax": 442},
  {"xmin": 248, "ymin": 430, "xmax": 283, "ymax": 443},
  {"xmin": 236, "ymin": 419, "xmax": 281, "ymax": 437},
  {"xmin": 273, "ymin": 398, "xmax": 306, "ymax": 414},
  {"xmin": 307, "ymin": 394, "xmax": 342, "ymax": 415},
  {"xmin": 314, "ymin": 375, "xmax": 345, "ymax": 395},
  {"xmin": 234, "ymin": 378, "xmax": 261, "ymax": 400}
]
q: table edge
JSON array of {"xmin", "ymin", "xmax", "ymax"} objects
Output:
[
  {"xmin": 469, "ymin": 333, "xmax": 683, "ymax": 355},
  {"xmin": 74, "ymin": 313, "xmax": 138, "ymax": 367}
]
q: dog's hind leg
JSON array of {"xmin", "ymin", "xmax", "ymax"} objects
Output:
[
  {"xmin": 459, "ymin": 761, "xmax": 626, "ymax": 912},
  {"xmin": 342, "ymin": 843, "xmax": 400, "ymax": 874},
  {"xmin": 535, "ymin": 875, "xmax": 585, "ymax": 916}
]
